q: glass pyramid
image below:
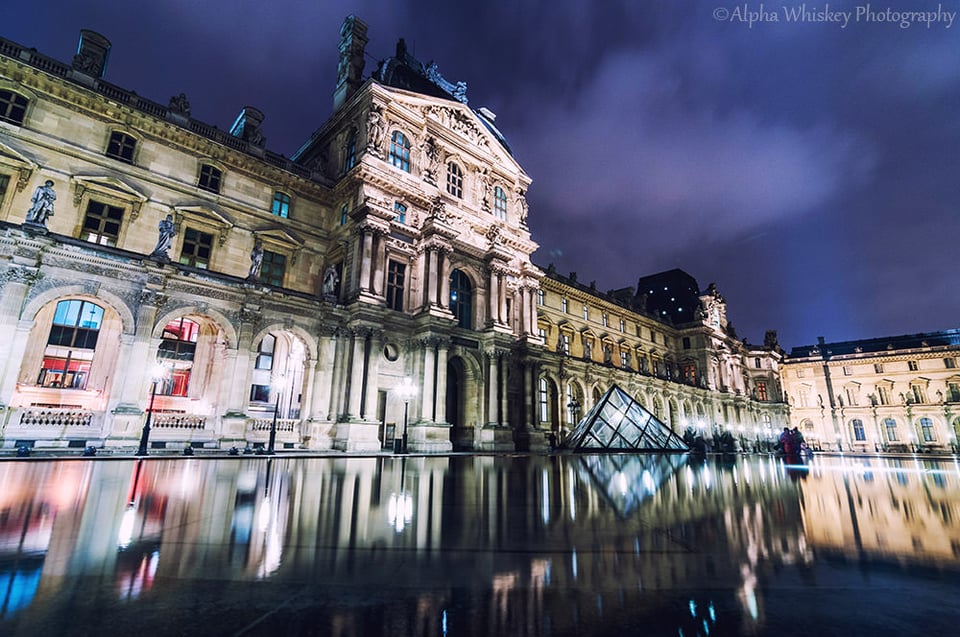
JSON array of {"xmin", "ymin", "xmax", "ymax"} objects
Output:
[
  {"xmin": 562, "ymin": 384, "xmax": 688, "ymax": 452},
  {"xmin": 575, "ymin": 453, "xmax": 687, "ymax": 518}
]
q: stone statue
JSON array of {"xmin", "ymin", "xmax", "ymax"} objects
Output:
[
  {"xmin": 478, "ymin": 168, "xmax": 491, "ymax": 212},
  {"xmin": 322, "ymin": 264, "xmax": 340, "ymax": 298},
  {"xmin": 150, "ymin": 214, "xmax": 176, "ymax": 261},
  {"xmin": 514, "ymin": 186, "xmax": 528, "ymax": 225},
  {"xmin": 366, "ymin": 106, "xmax": 385, "ymax": 156},
  {"xmin": 420, "ymin": 136, "xmax": 440, "ymax": 184},
  {"xmin": 248, "ymin": 240, "xmax": 264, "ymax": 280},
  {"xmin": 25, "ymin": 180, "xmax": 56, "ymax": 226},
  {"xmin": 168, "ymin": 93, "xmax": 191, "ymax": 116}
]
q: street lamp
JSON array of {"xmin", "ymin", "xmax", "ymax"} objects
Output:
[
  {"xmin": 267, "ymin": 375, "xmax": 286, "ymax": 455},
  {"xmin": 394, "ymin": 377, "xmax": 417, "ymax": 454},
  {"xmin": 137, "ymin": 363, "xmax": 168, "ymax": 456}
]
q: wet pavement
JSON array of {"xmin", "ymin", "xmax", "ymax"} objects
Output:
[{"xmin": 1, "ymin": 452, "xmax": 959, "ymax": 636}]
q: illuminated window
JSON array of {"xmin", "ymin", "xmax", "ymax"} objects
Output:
[
  {"xmin": 179, "ymin": 228, "xmax": 213, "ymax": 269},
  {"xmin": 449, "ymin": 269, "xmax": 472, "ymax": 328},
  {"xmin": 757, "ymin": 381, "xmax": 768, "ymax": 401},
  {"xmin": 38, "ymin": 300, "xmax": 104, "ymax": 389},
  {"xmin": 389, "ymin": 131, "xmax": 411, "ymax": 172},
  {"xmin": 602, "ymin": 313, "xmax": 608, "ymax": 328},
  {"xmin": 255, "ymin": 334, "xmax": 275, "ymax": 370},
  {"xmin": 619, "ymin": 319, "xmax": 625, "ymax": 333},
  {"xmin": 493, "ymin": 186, "xmax": 507, "ymax": 220},
  {"xmin": 106, "ymin": 131, "xmax": 136, "ymax": 163},
  {"xmin": 197, "ymin": 164, "xmax": 222, "ymax": 193},
  {"xmin": 560, "ymin": 333, "xmax": 570, "ymax": 355},
  {"xmin": 394, "ymin": 202, "xmax": 407, "ymax": 224},
  {"xmin": 582, "ymin": 305, "xmax": 589, "ymax": 321},
  {"xmin": 884, "ymin": 418, "xmax": 898, "ymax": 441},
  {"xmin": 538, "ymin": 378, "xmax": 549, "ymax": 422},
  {"xmin": 682, "ymin": 364, "xmax": 697, "ymax": 385},
  {"xmin": 620, "ymin": 351, "xmax": 629, "ymax": 368},
  {"xmin": 920, "ymin": 417, "xmax": 935, "ymax": 442},
  {"xmin": 386, "ymin": 260, "xmax": 406, "ymax": 311},
  {"xmin": 157, "ymin": 317, "xmax": 200, "ymax": 397},
  {"xmin": 851, "ymin": 419, "xmax": 866, "ymax": 441},
  {"xmin": 446, "ymin": 162, "xmax": 463, "ymax": 198},
  {"xmin": 260, "ymin": 250, "xmax": 286, "ymax": 287},
  {"xmin": 561, "ymin": 298, "xmax": 568, "ymax": 313},
  {"xmin": 81, "ymin": 200, "xmax": 124, "ymax": 246},
  {"xmin": 0, "ymin": 90, "xmax": 28, "ymax": 125},
  {"xmin": 271, "ymin": 192, "xmax": 290, "ymax": 218}
]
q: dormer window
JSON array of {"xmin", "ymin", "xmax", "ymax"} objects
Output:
[
  {"xmin": 198, "ymin": 164, "xmax": 222, "ymax": 194},
  {"xmin": 0, "ymin": 90, "xmax": 28, "ymax": 126},
  {"xmin": 389, "ymin": 131, "xmax": 411, "ymax": 172},
  {"xmin": 446, "ymin": 162, "xmax": 463, "ymax": 198},
  {"xmin": 106, "ymin": 132, "xmax": 137, "ymax": 163}
]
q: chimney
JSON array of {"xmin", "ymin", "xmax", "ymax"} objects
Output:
[
  {"xmin": 333, "ymin": 15, "xmax": 369, "ymax": 111},
  {"xmin": 72, "ymin": 30, "xmax": 111, "ymax": 79}
]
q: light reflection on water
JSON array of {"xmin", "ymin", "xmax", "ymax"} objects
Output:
[{"xmin": 0, "ymin": 453, "xmax": 958, "ymax": 635}]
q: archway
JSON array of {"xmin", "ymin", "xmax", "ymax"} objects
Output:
[{"xmin": 447, "ymin": 357, "xmax": 466, "ymax": 448}]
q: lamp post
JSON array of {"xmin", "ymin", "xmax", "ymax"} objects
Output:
[
  {"xmin": 267, "ymin": 375, "xmax": 285, "ymax": 455},
  {"xmin": 394, "ymin": 377, "xmax": 417, "ymax": 454},
  {"xmin": 137, "ymin": 364, "xmax": 167, "ymax": 456}
]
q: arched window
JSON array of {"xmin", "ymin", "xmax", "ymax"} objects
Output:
[
  {"xmin": 851, "ymin": 418, "xmax": 866, "ymax": 441},
  {"xmin": 446, "ymin": 162, "xmax": 463, "ymax": 198},
  {"xmin": 157, "ymin": 317, "xmax": 200, "ymax": 396},
  {"xmin": 0, "ymin": 90, "xmax": 28, "ymax": 126},
  {"xmin": 538, "ymin": 377, "xmax": 549, "ymax": 423},
  {"xmin": 38, "ymin": 300, "xmax": 104, "ymax": 389},
  {"xmin": 449, "ymin": 269, "xmax": 472, "ymax": 329},
  {"xmin": 919, "ymin": 417, "xmax": 935, "ymax": 442},
  {"xmin": 389, "ymin": 131, "xmax": 411, "ymax": 172},
  {"xmin": 493, "ymin": 186, "xmax": 507, "ymax": 220},
  {"xmin": 884, "ymin": 418, "xmax": 898, "ymax": 441}
]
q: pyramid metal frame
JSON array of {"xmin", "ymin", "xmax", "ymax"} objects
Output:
[{"xmin": 561, "ymin": 384, "xmax": 688, "ymax": 452}]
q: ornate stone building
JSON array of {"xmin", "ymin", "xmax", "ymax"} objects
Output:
[
  {"xmin": 0, "ymin": 19, "xmax": 786, "ymax": 452},
  {"xmin": 782, "ymin": 332, "xmax": 960, "ymax": 452}
]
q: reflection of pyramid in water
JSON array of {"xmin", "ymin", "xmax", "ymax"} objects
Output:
[
  {"xmin": 561, "ymin": 384, "xmax": 689, "ymax": 451},
  {"xmin": 576, "ymin": 453, "xmax": 687, "ymax": 518}
]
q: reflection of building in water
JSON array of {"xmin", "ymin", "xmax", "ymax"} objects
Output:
[
  {"xmin": 783, "ymin": 332, "xmax": 960, "ymax": 452},
  {"xmin": 0, "ymin": 456, "xmax": 817, "ymax": 635},
  {"xmin": 798, "ymin": 457, "xmax": 960, "ymax": 567}
]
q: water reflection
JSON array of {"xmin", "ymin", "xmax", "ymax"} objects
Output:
[{"xmin": 0, "ymin": 453, "xmax": 958, "ymax": 635}]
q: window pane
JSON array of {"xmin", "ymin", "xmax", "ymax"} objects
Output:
[{"xmin": 0, "ymin": 90, "xmax": 28, "ymax": 125}]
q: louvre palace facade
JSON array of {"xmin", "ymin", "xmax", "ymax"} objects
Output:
[{"xmin": 0, "ymin": 19, "xmax": 788, "ymax": 452}]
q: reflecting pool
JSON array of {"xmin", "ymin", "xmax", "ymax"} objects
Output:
[{"xmin": 1, "ymin": 453, "xmax": 959, "ymax": 636}]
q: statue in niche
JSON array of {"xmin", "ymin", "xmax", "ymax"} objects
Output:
[
  {"xmin": 366, "ymin": 106, "xmax": 385, "ymax": 157},
  {"xmin": 25, "ymin": 180, "xmax": 56, "ymax": 226},
  {"xmin": 322, "ymin": 264, "xmax": 340, "ymax": 298},
  {"xmin": 514, "ymin": 186, "xmax": 528, "ymax": 225},
  {"xmin": 248, "ymin": 240, "xmax": 264, "ymax": 280},
  {"xmin": 150, "ymin": 214, "xmax": 176, "ymax": 261},
  {"xmin": 420, "ymin": 136, "xmax": 440, "ymax": 184},
  {"xmin": 168, "ymin": 93, "xmax": 191, "ymax": 116},
  {"xmin": 478, "ymin": 168, "xmax": 491, "ymax": 211},
  {"xmin": 583, "ymin": 339, "xmax": 592, "ymax": 360}
]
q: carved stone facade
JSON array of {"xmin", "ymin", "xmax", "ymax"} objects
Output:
[
  {"xmin": 782, "ymin": 333, "xmax": 960, "ymax": 452},
  {"xmin": 0, "ymin": 20, "xmax": 788, "ymax": 453}
]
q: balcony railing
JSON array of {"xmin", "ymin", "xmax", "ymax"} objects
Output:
[
  {"xmin": 248, "ymin": 418, "xmax": 298, "ymax": 433},
  {"xmin": 19, "ymin": 408, "xmax": 94, "ymax": 427},
  {"xmin": 153, "ymin": 414, "xmax": 207, "ymax": 430}
]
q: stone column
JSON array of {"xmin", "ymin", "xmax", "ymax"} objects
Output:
[
  {"xmin": 488, "ymin": 269, "xmax": 499, "ymax": 325},
  {"xmin": 358, "ymin": 229, "xmax": 373, "ymax": 294},
  {"xmin": 0, "ymin": 270, "xmax": 37, "ymax": 400},
  {"xmin": 362, "ymin": 331, "xmax": 382, "ymax": 420},
  {"xmin": 487, "ymin": 352, "xmax": 499, "ymax": 425},
  {"xmin": 421, "ymin": 342, "xmax": 436, "ymax": 422},
  {"xmin": 346, "ymin": 330, "xmax": 366, "ymax": 419},
  {"xmin": 328, "ymin": 330, "xmax": 348, "ymax": 420},
  {"xmin": 426, "ymin": 249, "xmax": 439, "ymax": 307},
  {"xmin": 499, "ymin": 354, "xmax": 508, "ymax": 427},
  {"xmin": 434, "ymin": 343, "xmax": 449, "ymax": 423},
  {"xmin": 498, "ymin": 272, "xmax": 507, "ymax": 324},
  {"xmin": 111, "ymin": 293, "xmax": 161, "ymax": 408},
  {"xmin": 313, "ymin": 331, "xmax": 336, "ymax": 421},
  {"xmin": 439, "ymin": 250, "xmax": 451, "ymax": 308},
  {"xmin": 371, "ymin": 231, "xmax": 388, "ymax": 297}
]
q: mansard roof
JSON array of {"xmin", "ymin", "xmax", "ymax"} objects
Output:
[{"xmin": 789, "ymin": 329, "xmax": 960, "ymax": 359}]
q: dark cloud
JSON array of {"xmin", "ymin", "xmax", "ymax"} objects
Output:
[{"xmin": 3, "ymin": 0, "xmax": 957, "ymax": 349}]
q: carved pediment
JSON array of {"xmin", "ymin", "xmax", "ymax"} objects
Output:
[
  {"xmin": 173, "ymin": 205, "xmax": 236, "ymax": 245},
  {"xmin": 71, "ymin": 175, "xmax": 148, "ymax": 218},
  {"xmin": 0, "ymin": 140, "xmax": 38, "ymax": 192},
  {"xmin": 253, "ymin": 225, "xmax": 305, "ymax": 263}
]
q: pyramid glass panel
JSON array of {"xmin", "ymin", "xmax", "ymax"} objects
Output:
[{"xmin": 562, "ymin": 384, "xmax": 688, "ymax": 452}]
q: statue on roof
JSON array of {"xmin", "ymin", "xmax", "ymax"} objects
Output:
[{"xmin": 168, "ymin": 93, "xmax": 191, "ymax": 117}]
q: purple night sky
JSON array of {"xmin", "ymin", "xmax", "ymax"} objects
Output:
[{"xmin": 3, "ymin": 1, "xmax": 957, "ymax": 349}]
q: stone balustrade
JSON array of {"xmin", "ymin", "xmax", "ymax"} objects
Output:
[
  {"xmin": 19, "ymin": 408, "xmax": 94, "ymax": 427},
  {"xmin": 248, "ymin": 418, "xmax": 298, "ymax": 433},
  {"xmin": 153, "ymin": 414, "xmax": 207, "ymax": 430}
]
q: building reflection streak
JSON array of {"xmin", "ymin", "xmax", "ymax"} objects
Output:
[{"xmin": 0, "ymin": 454, "xmax": 958, "ymax": 635}]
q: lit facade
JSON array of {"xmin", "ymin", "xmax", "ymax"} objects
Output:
[
  {"xmin": 782, "ymin": 332, "xmax": 960, "ymax": 452},
  {"xmin": 0, "ymin": 20, "xmax": 786, "ymax": 452}
]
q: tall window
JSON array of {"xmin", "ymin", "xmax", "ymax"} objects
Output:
[
  {"xmin": 197, "ymin": 164, "xmax": 223, "ymax": 193},
  {"xmin": 538, "ymin": 378, "xmax": 549, "ymax": 423},
  {"xmin": 908, "ymin": 360, "xmax": 919, "ymax": 371},
  {"xmin": 449, "ymin": 269, "xmax": 472, "ymax": 328},
  {"xmin": 851, "ymin": 419, "xmax": 866, "ymax": 442},
  {"xmin": 911, "ymin": 384, "xmax": 927, "ymax": 404},
  {"xmin": 561, "ymin": 298, "xmax": 568, "ymax": 313},
  {"xmin": 683, "ymin": 364, "xmax": 697, "ymax": 386},
  {"xmin": 179, "ymin": 228, "xmax": 213, "ymax": 269},
  {"xmin": 106, "ymin": 132, "xmax": 136, "ymax": 163},
  {"xmin": 446, "ymin": 162, "xmax": 463, "ymax": 198},
  {"xmin": 389, "ymin": 131, "xmax": 411, "ymax": 172},
  {"xmin": 620, "ymin": 351, "xmax": 629, "ymax": 368},
  {"xmin": 756, "ymin": 381, "xmax": 768, "ymax": 401},
  {"xmin": 884, "ymin": 418, "xmax": 898, "ymax": 441},
  {"xmin": 537, "ymin": 289, "xmax": 544, "ymax": 305},
  {"xmin": 755, "ymin": 358, "xmax": 762, "ymax": 369},
  {"xmin": 582, "ymin": 305, "xmax": 589, "ymax": 321},
  {"xmin": 876, "ymin": 385, "xmax": 890, "ymax": 405},
  {"xmin": 261, "ymin": 250, "xmax": 286, "ymax": 287},
  {"xmin": 38, "ymin": 300, "xmax": 104, "ymax": 389},
  {"xmin": 340, "ymin": 204, "xmax": 349, "ymax": 225},
  {"xmin": 342, "ymin": 129, "xmax": 357, "ymax": 174},
  {"xmin": 949, "ymin": 383, "xmax": 960, "ymax": 402},
  {"xmin": 493, "ymin": 186, "xmax": 507, "ymax": 220},
  {"xmin": 255, "ymin": 334, "xmax": 275, "ymax": 370},
  {"xmin": 81, "ymin": 200, "xmax": 124, "ymax": 246},
  {"xmin": 386, "ymin": 260, "xmax": 406, "ymax": 311},
  {"xmin": 271, "ymin": 192, "xmax": 290, "ymax": 218},
  {"xmin": 920, "ymin": 417, "xmax": 935, "ymax": 442},
  {"xmin": 560, "ymin": 334, "xmax": 570, "ymax": 355},
  {"xmin": 619, "ymin": 319, "xmax": 625, "ymax": 333},
  {"xmin": 602, "ymin": 313, "xmax": 608, "ymax": 328},
  {"xmin": 394, "ymin": 202, "xmax": 407, "ymax": 224},
  {"xmin": 945, "ymin": 358, "xmax": 957, "ymax": 369},
  {"xmin": 157, "ymin": 317, "xmax": 199, "ymax": 396},
  {"xmin": 682, "ymin": 337, "xmax": 691, "ymax": 350},
  {"xmin": 565, "ymin": 384, "xmax": 576, "ymax": 424},
  {"xmin": 0, "ymin": 90, "xmax": 28, "ymax": 125}
]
